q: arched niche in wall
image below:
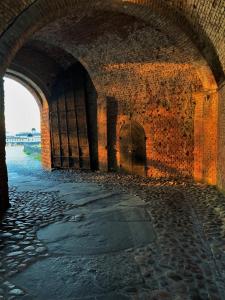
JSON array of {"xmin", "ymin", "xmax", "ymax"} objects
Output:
[{"xmin": 119, "ymin": 121, "xmax": 147, "ymax": 176}]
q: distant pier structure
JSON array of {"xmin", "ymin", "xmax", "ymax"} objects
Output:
[{"xmin": 6, "ymin": 129, "xmax": 40, "ymax": 146}]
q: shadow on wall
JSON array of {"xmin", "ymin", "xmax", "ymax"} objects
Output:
[
  {"xmin": 147, "ymin": 159, "xmax": 190, "ymax": 179},
  {"xmin": 107, "ymin": 97, "xmax": 118, "ymax": 171},
  {"xmin": 85, "ymin": 72, "xmax": 98, "ymax": 171}
]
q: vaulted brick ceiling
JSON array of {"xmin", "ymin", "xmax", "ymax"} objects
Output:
[
  {"xmin": 0, "ymin": 0, "xmax": 224, "ymax": 82},
  {"xmin": 22, "ymin": 9, "xmax": 204, "ymax": 71}
]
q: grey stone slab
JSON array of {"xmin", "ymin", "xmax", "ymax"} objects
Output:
[
  {"xmin": 64, "ymin": 192, "xmax": 144, "ymax": 213},
  {"xmin": 10, "ymin": 257, "xmax": 101, "ymax": 300},
  {"xmin": 96, "ymin": 295, "xmax": 129, "ymax": 300},
  {"xmin": 42, "ymin": 182, "xmax": 104, "ymax": 197},
  {"xmin": 93, "ymin": 207, "xmax": 151, "ymax": 222},
  {"xmin": 8, "ymin": 175, "xmax": 39, "ymax": 185},
  {"xmin": 11, "ymin": 254, "xmax": 140, "ymax": 299},
  {"xmin": 61, "ymin": 192, "xmax": 120, "ymax": 206},
  {"xmin": 15, "ymin": 180, "xmax": 55, "ymax": 192},
  {"xmin": 118, "ymin": 194, "xmax": 146, "ymax": 207},
  {"xmin": 38, "ymin": 208, "xmax": 155, "ymax": 255}
]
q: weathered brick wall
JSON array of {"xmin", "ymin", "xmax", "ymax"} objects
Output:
[
  {"xmin": 40, "ymin": 99, "xmax": 51, "ymax": 169},
  {"xmin": 36, "ymin": 16, "xmax": 217, "ymax": 179},
  {"xmin": 0, "ymin": 0, "xmax": 34, "ymax": 34},
  {"xmin": 9, "ymin": 10, "xmax": 217, "ymax": 180},
  {"xmin": 10, "ymin": 46, "xmax": 62, "ymax": 96},
  {"xmin": 0, "ymin": 0, "xmax": 224, "ymax": 80},
  {"xmin": 0, "ymin": 78, "xmax": 9, "ymax": 211},
  {"xmin": 193, "ymin": 90, "xmax": 219, "ymax": 185},
  {"xmin": 218, "ymin": 82, "xmax": 225, "ymax": 190},
  {"xmin": 110, "ymin": 63, "xmax": 201, "ymax": 178}
]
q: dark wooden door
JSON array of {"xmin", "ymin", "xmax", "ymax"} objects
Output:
[
  {"xmin": 119, "ymin": 121, "xmax": 146, "ymax": 176},
  {"xmin": 50, "ymin": 65, "xmax": 90, "ymax": 169}
]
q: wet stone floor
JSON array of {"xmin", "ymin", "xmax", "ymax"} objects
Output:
[{"xmin": 1, "ymin": 151, "xmax": 225, "ymax": 299}]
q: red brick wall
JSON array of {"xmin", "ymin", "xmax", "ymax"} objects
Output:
[
  {"xmin": 11, "ymin": 12, "xmax": 219, "ymax": 181},
  {"xmin": 108, "ymin": 63, "xmax": 201, "ymax": 178},
  {"xmin": 40, "ymin": 98, "xmax": 51, "ymax": 169},
  {"xmin": 0, "ymin": 0, "xmax": 223, "ymax": 82},
  {"xmin": 218, "ymin": 82, "xmax": 225, "ymax": 189},
  {"xmin": 193, "ymin": 91, "xmax": 218, "ymax": 185}
]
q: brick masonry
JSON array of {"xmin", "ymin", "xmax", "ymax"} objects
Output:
[
  {"xmin": 218, "ymin": 83, "xmax": 225, "ymax": 190},
  {"xmin": 0, "ymin": 1, "xmax": 224, "ymax": 81},
  {"xmin": 29, "ymin": 12, "xmax": 218, "ymax": 181}
]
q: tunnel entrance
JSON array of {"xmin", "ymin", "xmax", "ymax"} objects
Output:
[{"xmin": 119, "ymin": 122, "xmax": 146, "ymax": 176}]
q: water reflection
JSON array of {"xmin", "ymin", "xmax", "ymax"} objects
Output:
[{"xmin": 6, "ymin": 145, "xmax": 41, "ymax": 173}]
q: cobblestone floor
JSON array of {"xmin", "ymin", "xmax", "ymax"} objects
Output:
[
  {"xmin": 1, "ymin": 149, "xmax": 225, "ymax": 299},
  {"xmin": 40, "ymin": 170, "xmax": 225, "ymax": 300}
]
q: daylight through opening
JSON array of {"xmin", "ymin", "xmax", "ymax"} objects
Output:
[{"xmin": 4, "ymin": 77, "xmax": 42, "ymax": 174}]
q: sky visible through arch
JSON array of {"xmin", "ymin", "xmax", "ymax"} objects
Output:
[{"xmin": 4, "ymin": 78, "xmax": 40, "ymax": 135}]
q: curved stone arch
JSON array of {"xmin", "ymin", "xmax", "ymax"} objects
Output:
[
  {"xmin": 5, "ymin": 69, "xmax": 47, "ymax": 110},
  {"xmin": 0, "ymin": 0, "xmax": 223, "ymax": 84},
  {"xmin": 5, "ymin": 69, "xmax": 52, "ymax": 170}
]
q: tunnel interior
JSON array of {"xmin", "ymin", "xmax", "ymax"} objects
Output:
[
  {"xmin": 0, "ymin": 6, "xmax": 222, "ymax": 210},
  {"xmin": 24, "ymin": 9, "xmax": 218, "ymax": 180},
  {"xmin": 0, "ymin": 2, "xmax": 225, "ymax": 299}
]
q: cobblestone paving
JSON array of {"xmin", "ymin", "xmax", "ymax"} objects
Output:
[
  {"xmin": 1, "ymin": 153, "xmax": 225, "ymax": 299},
  {"xmin": 53, "ymin": 172, "xmax": 225, "ymax": 300}
]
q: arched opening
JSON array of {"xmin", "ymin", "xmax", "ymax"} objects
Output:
[
  {"xmin": 4, "ymin": 70, "xmax": 52, "ymax": 171},
  {"xmin": 4, "ymin": 77, "xmax": 42, "ymax": 174}
]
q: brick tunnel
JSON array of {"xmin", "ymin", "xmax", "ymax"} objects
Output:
[{"xmin": 0, "ymin": 1, "xmax": 225, "ymax": 299}]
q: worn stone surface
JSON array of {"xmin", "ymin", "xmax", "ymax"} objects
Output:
[
  {"xmin": 1, "ymin": 156, "xmax": 225, "ymax": 299},
  {"xmin": 37, "ymin": 208, "xmax": 155, "ymax": 255}
]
